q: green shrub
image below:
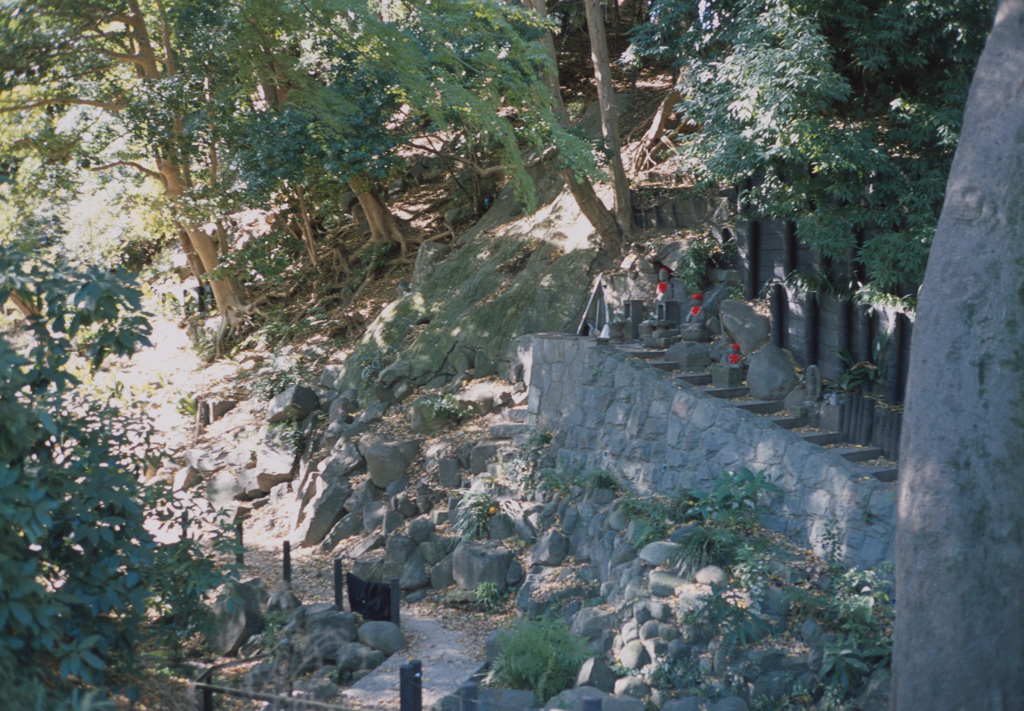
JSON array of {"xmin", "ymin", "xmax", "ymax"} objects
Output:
[
  {"xmin": 675, "ymin": 524, "xmax": 741, "ymax": 576},
  {"xmin": 451, "ymin": 488, "xmax": 500, "ymax": 541},
  {"xmin": 486, "ymin": 617, "xmax": 593, "ymax": 702}
]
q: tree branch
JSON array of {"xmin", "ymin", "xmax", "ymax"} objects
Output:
[
  {"xmin": 0, "ymin": 97, "xmax": 125, "ymax": 114},
  {"xmin": 91, "ymin": 160, "xmax": 165, "ymax": 183}
]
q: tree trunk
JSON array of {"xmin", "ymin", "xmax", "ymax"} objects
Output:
[
  {"xmin": 893, "ymin": 3, "xmax": 1024, "ymax": 709},
  {"xmin": 583, "ymin": 0, "xmax": 632, "ymax": 236},
  {"xmin": 522, "ymin": 0, "xmax": 626, "ymax": 259},
  {"xmin": 630, "ymin": 71, "xmax": 697, "ymax": 173},
  {"xmin": 349, "ymin": 176, "xmax": 408, "ymax": 254},
  {"xmin": 7, "ymin": 290, "xmax": 39, "ymax": 320}
]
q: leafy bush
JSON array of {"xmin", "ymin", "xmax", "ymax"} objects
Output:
[
  {"xmin": 451, "ymin": 488, "xmax": 501, "ymax": 541},
  {"xmin": 486, "ymin": 617, "xmax": 593, "ymax": 702},
  {"xmin": 676, "ymin": 525, "xmax": 742, "ymax": 576},
  {"xmin": 0, "ymin": 252, "xmax": 229, "ymax": 686}
]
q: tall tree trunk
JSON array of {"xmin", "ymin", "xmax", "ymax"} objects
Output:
[
  {"xmin": 7, "ymin": 290, "xmax": 40, "ymax": 320},
  {"xmin": 583, "ymin": 0, "xmax": 632, "ymax": 236},
  {"xmin": 893, "ymin": 3, "xmax": 1024, "ymax": 709},
  {"xmin": 349, "ymin": 175, "xmax": 408, "ymax": 254},
  {"xmin": 522, "ymin": 0, "xmax": 626, "ymax": 259}
]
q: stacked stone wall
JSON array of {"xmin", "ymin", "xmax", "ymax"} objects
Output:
[{"xmin": 524, "ymin": 334, "xmax": 895, "ymax": 568}]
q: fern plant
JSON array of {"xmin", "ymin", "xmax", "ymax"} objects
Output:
[{"xmin": 486, "ymin": 617, "xmax": 592, "ymax": 702}]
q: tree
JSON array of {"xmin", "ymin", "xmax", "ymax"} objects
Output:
[
  {"xmin": 893, "ymin": 2, "xmax": 1024, "ymax": 708},
  {"xmin": 627, "ymin": 0, "xmax": 994, "ymax": 296},
  {"xmin": 0, "ymin": 0, "xmax": 249, "ymax": 325}
]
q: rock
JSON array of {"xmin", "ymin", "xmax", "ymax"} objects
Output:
[
  {"xmin": 345, "ymin": 479, "xmax": 380, "ymax": 514},
  {"xmin": 856, "ymin": 667, "xmax": 891, "ymax": 711},
  {"xmin": 266, "ymin": 588, "xmax": 300, "ymax": 614},
  {"xmin": 695, "ymin": 565, "xmax": 728, "ymax": 587},
  {"xmin": 619, "ymin": 640, "xmax": 651, "ymax": 670},
  {"xmin": 363, "ymin": 501, "xmax": 387, "ymax": 534},
  {"xmin": 720, "ymin": 301, "xmax": 770, "ymax": 354},
  {"xmin": 664, "ymin": 342, "xmax": 711, "ymax": 369},
  {"xmin": 206, "ymin": 579, "xmax": 268, "ymax": 656},
  {"xmin": 745, "ymin": 345, "xmax": 798, "ymax": 401},
  {"xmin": 336, "ymin": 642, "xmax": 386, "ymax": 673},
  {"xmin": 266, "ymin": 385, "xmax": 320, "ymax": 424},
  {"xmin": 408, "ymin": 517, "xmax": 435, "ymax": 544},
  {"xmin": 614, "ymin": 676, "xmax": 649, "ymax": 699},
  {"xmin": 430, "ymin": 557, "xmax": 454, "ymax": 588},
  {"xmin": 454, "ymin": 381, "xmax": 513, "ymax": 415},
  {"xmin": 363, "ymin": 438, "xmax": 419, "ymax": 489},
  {"xmin": 290, "ymin": 476, "xmax": 353, "ymax": 547},
  {"xmin": 479, "ymin": 689, "xmax": 539, "ymax": 711},
  {"xmin": 400, "ymin": 549, "xmax": 430, "ymax": 590},
  {"xmin": 638, "ymin": 620, "xmax": 660, "ymax": 641},
  {"xmin": 452, "ymin": 540, "xmax": 513, "ymax": 590},
  {"xmin": 321, "ymin": 513, "xmax": 364, "ymax": 552},
  {"xmin": 576, "ymin": 657, "xmax": 616, "ymax": 693},
  {"xmin": 358, "ymin": 620, "xmax": 405, "ymax": 656},
  {"xmin": 173, "ymin": 466, "xmax": 201, "ymax": 492},
  {"xmin": 545, "ymin": 688, "xmax": 644, "ymax": 711},
  {"xmin": 649, "ymin": 570, "xmax": 687, "ymax": 597},
  {"xmin": 488, "ymin": 512, "xmax": 516, "ymax": 540},
  {"xmin": 708, "ymin": 696, "xmax": 749, "ymax": 711},
  {"xmin": 571, "ymin": 608, "xmax": 616, "ymax": 642},
  {"xmin": 413, "ymin": 241, "xmax": 451, "ymax": 284},
  {"xmin": 530, "ymin": 529, "xmax": 569, "ymax": 566},
  {"xmin": 321, "ymin": 443, "xmax": 364, "ymax": 481},
  {"xmin": 660, "ymin": 698, "xmax": 704, "ymax": 711},
  {"xmin": 639, "ymin": 541, "xmax": 683, "ymax": 567},
  {"xmin": 206, "ymin": 470, "xmax": 247, "ymax": 509},
  {"xmin": 293, "ymin": 677, "xmax": 338, "ymax": 703}
]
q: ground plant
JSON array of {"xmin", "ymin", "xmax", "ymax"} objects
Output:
[{"xmin": 486, "ymin": 617, "xmax": 592, "ymax": 702}]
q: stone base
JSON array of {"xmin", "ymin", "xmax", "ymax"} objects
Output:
[{"xmin": 710, "ymin": 364, "xmax": 743, "ymax": 388}]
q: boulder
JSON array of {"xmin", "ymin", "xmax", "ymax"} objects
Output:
[
  {"xmin": 206, "ymin": 469, "xmax": 246, "ymax": 509},
  {"xmin": 412, "ymin": 241, "xmax": 451, "ymax": 285},
  {"xmin": 266, "ymin": 385, "xmax": 320, "ymax": 423},
  {"xmin": 638, "ymin": 541, "xmax": 683, "ymax": 567},
  {"xmin": 363, "ymin": 439, "xmax": 419, "ymax": 489},
  {"xmin": 452, "ymin": 540, "xmax": 514, "ymax": 590},
  {"xmin": 358, "ymin": 620, "xmax": 405, "ymax": 656},
  {"xmin": 720, "ymin": 300, "xmax": 770, "ymax": 354},
  {"xmin": 530, "ymin": 529, "xmax": 569, "ymax": 567},
  {"xmin": 336, "ymin": 642, "xmax": 386, "ymax": 673},
  {"xmin": 321, "ymin": 442, "xmax": 365, "ymax": 481},
  {"xmin": 614, "ymin": 676, "xmax": 649, "ymax": 699},
  {"xmin": 290, "ymin": 476, "xmax": 353, "ymax": 547},
  {"xmin": 649, "ymin": 570, "xmax": 687, "ymax": 597},
  {"xmin": 695, "ymin": 565, "xmax": 728, "ymax": 587},
  {"xmin": 321, "ymin": 513, "xmax": 364, "ymax": 552},
  {"xmin": 207, "ymin": 579, "xmax": 268, "ymax": 656},
  {"xmin": 618, "ymin": 640, "xmax": 650, "ymax": 670},
  {"xmin": 545, "ymin": 688, "xmax": 644, "ymax": 711},
  {"xmin": 746, "ymin": 345, "xmax": 798, "ymax": 401},
  {"xmin": 575, "ymin": 657, "xmax": 616, "ymax": 693}
]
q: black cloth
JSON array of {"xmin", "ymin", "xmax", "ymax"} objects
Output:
[{"xmin": 346, "ymin": 572, "xmax": 392, "ymax": 621}]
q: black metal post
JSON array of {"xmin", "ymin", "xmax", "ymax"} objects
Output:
[
  {"xmin": 202, "ymin": 686, "xmax": 213, "ymax": 711},
  {"xmin": 389, "ymin": 577, "xmax": 401, "ymax": 626},
  {"xmin": 334, "ymin": 557, "xmax": 344, "ymax": 609},
  {"xmin": 770, "ymin": 283, "xmax": 784, "ymax": 348},
  {"xmin": 283, "ymin": 540, "xmax": 292, "ymax": 590},
  {"xmin": 235, "ymin": 522, "xmax": 244, "ymax": 566},
  {"xmin": 400, "ymin": 659, "xmax": 423, "ymax": 711},
  {"xmin": 807, "ymin": 292, "xmax": 820, "ymax": 367},
  {"xmin": 461, "ymin": 681, "xmax": 478, "ymax": 711}
]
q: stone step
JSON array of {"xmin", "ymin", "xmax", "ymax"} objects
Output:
[
  {"xmin": 699, "ymin": 386, "xmax": 749, "ymax": 399},
  {"xmin": 831, "ymin": 446, "xmax": 885, "ymax": 463},
  {"xmin": 771, "ymin": 415, "xmax": 808, "ymax": 429},
  {"xmin": 860, "ymin": 466, "xmax": 898, "ymax": 483},
  {"xmin": 489, "ymin": 423, "xmax": 531, "ymax": 439},
  {"xmin": 676, "ymin": 372, "xmax": 712, "ymax": 386},
  {"xmin": 504, "ymin": 406, "xmax": 528, "ymax": 423},
  {"xmin": 650, "ymin": 360, "xmax": 679, "ymax": 372},
  {"xmin": 800, "ymin": 431, "xmax": 843, "ymax": 446},
  {"xmin": 734, "ymin": 400, "xmax": 783, "ymax": 415},
  {"xmin": 631, "ymin": 350, "xmax": 667, "ymax": 361}
]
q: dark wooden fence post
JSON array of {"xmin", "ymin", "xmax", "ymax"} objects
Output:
[
  {"xmin": 235, "ymin": 522, "xmax": 244, "ymax": 566},
  {"xmin": 807, "ymin": 292, "xmax": 820, "ymax": 366},
  {"xmin": 770, "ymin": 284, "xmax": 785, "ymax": 348},
  {"xmin": 334, "ymin": 558, "xmax": 344, "ymax": 609},
  {"xmin": 400, "ymin": 659, "xmax": 423, "ymax": 711},
  {"xmin": 390, "ymin": 577, "xmax": 401, "ymax": 627},
  {"xmin": 282, "ymin": 540, "xmax": 292, "ymax": 590},
  {"xmin": 202, "ymin": 686, "xmax": 213, "ymax": 711}
]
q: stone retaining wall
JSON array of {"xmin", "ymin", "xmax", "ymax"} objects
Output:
[{"xmin": 521, "ymin": 334, "xmax": 896, "ymax": 568}]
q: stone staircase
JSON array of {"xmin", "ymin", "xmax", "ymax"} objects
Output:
[{"xmin": 633, "ymin": 347, "xmax": 899, "ymax": 483}]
